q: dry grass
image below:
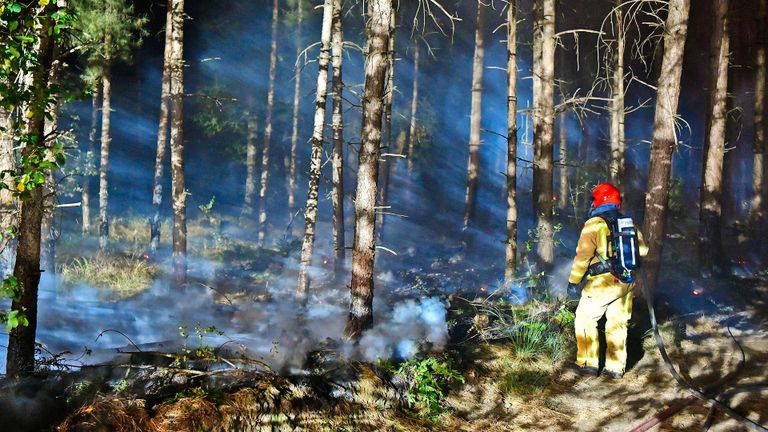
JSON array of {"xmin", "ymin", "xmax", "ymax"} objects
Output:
[
  {"xmin": 57, "ymin": 397, "xmax": 156, "ymax": 432},
  {"xmin": 59, "ymin": 254, "xmax": 158, "ymax": 300}
]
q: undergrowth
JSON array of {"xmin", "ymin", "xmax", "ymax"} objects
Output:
[
  {"xmin": 59, "ymin": 254, "xmax": 157, "ymax": 300},
  {"xmin": 383, "ymin": 355, "xmax": 465, "ymax": 421}
]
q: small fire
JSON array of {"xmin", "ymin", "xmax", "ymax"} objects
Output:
[
  {"xmin": 142, "ymin": 253, "xmax": 151, "ymax": 261},
  {"xmin": 692, "ymin": 288, "xmax": 702, "ymax": 296},
  {"xmin": 479, "ymin": 287, "xmax": 486, "ymax": 292}
]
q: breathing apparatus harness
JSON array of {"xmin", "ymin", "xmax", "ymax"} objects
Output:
[{"xmin": 585, "ymin": 208, "xmax": 640, "ymax": 284}]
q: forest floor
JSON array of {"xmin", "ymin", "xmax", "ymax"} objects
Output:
[{"xmin": 2, "ymin": 216, "xmax": 767, "ymax": 431}]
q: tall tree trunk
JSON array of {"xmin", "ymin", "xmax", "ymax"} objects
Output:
[
  {"xmin": 98, "ymin": 62, "xmax": 112, "ymax": 251},
  {"xmin": 6, "ymin": 8, "xmax": 56, "ymax": 377},
  {"xmin": 609, "ymin": 0, "xmax": 626, "ymax": 188},
  {"xmin": 0, "ymin": 106, "xmax": 16, "ymax": 275},
  {"xmin": 406, "ymin": 41, "xmax": 419, "ymax": 174},
  {"xmin": 344, "ymin": 0, "xmax": 391, "ymax": 339},
  {"xmin": 698, "ymin": 0, "xmax": 730, "ymax": 273},
  {"xmin": 330, "ymin": 0, "xmax": 345, "ymax": 276},
  {"xmin": 638, "ymin": 0, "xmax": 690, "ymax": 295},
  {"xmin": 504, "ymin": 0, "xmax": 518, "ymax": 283},
  {"xmin": 257, "ymin": 0, "xmax": 280, "ymax": 244},
  {"xmin": 41, "ymin": 48, "xmax": 63, "ymax": 275},
  {"xmin": 532, "ymin": 0, "xmax": 555, "ymax": 267},
  {"xmin": 81, "ymin": 85, "xmax": 100, "ymax": 235},
  {"xmin": 243, "ymin": 113, "xmax": 259, "ymax": 216},
  {"xmin": 297, "ymin": 0, "xmax": 333, "ymax": 295},
  {"xmin": 150, "ymin": 1, "xmax": 174, "ymax": 251},
  {"xmin": 750, "ymin": 0, "xmax": 766, "ymax": 222},
  {"xmin": 558, "ymin": 111, "xmax": 568, "ymax": 211},
  {"xmin": 287, "ymin": 0, "xmax": 303, "ymax": 213},
  {"xmin": 463, "ymin": 0, "xmax": 486, "ymax": 230},
  {"xmin": 377, "ymin": 4, "xmax": 395, "ymax": 233},
  {"xmin": 169, "ymin": 0, "xmax": 186, "ymax": 285}
]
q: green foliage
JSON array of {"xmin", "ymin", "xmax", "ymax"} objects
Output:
[
  {"xmin": 175, "ymin": 323, "xmax": 225, "ymax": 367},
  {"xmin": 384, "ymin": 356, "xmax": 464, "ymax": 420},
  {"xmin": 165, "ymin": 386, "xmax": 226, "ymax": 405},
  {"xmin": 501, "ymin": 367, "xmax": 551, "ymax": 396},
  {"xmin": 71, "ymin": 0, "xmax": 147, "ymax": 69}
]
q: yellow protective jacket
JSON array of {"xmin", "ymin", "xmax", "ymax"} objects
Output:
[{"xmin": 568, "ymin": 215, "xmax": 649, "ymax": 297}]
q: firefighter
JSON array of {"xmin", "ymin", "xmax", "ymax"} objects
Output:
[{"xmin": 567, "ymin": 183, "xmax": 648, "ymax": 378}]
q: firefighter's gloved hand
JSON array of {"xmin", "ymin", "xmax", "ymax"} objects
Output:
[{"xmin": 567, "ymin": 282, "xmax": 580, "ymax": 299}]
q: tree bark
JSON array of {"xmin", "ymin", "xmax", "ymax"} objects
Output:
[
  {"xmin": 98, "ymin": 62, "xmax": 112, "ymax": 251},
  {"xmin": 257, "ymin": 0, "xmax": 280, "ymax": 245},
  {"xmin": 41, "ymin": 48, "xmax": 63, "ymax": 275},
  {"xmin": 6, "ymin": 8, "xmax": 56, "ymax": 377},
  {"xmin": 243, "ymin": 113, "xmax": 259, "ymax": 217},
  {"xmin": 344, "ymin": 0, "xmax": 391, "ymax": 339},
  {"xmin": 296, "ymin": 0, "xmax": 333, "ymax": 295},
  {"xmin": 750, "ymin": 0, "xmax": 766, "ymax": 222},
  {"xmin": 463, "ymin": 0, "xmax": 486, "ymax": 230},
  {"xmin": 287, "ymin": 0, "xmax": 303, "ymax": 213},
  {"xmin": 532, "ymin": 0, "xmax": 556, "ymax": 267},
  {"xmin": 169, "ymin": 0, "xmax": 186, "ymax": 285},
  {"xmin": 505, "ymin": 0, "xmax": 518, "ymax": 283},
  {"xmin": 698, "ymin": 0, "xmax": 730, "ymax": 273},
  {"xmin": 0, "ymin": 106, "xmax": 16, "ymax": 275},
  {"xmin": 377, "ymin": 4, "xmax": 395, "ymax": 234},
  {"xmin": 638, "ymin": 0, "xmax": 690, "ymax": 295},
  {"xmin": 81, "ymin": 85, "xmax": 100, "ymax": 235},
  {"xmin": 558, "ymin": 112, "xmax": 568, "ymax": 211},
  {"xmin": 330, "ymin": 0, "xmax": 345, "ymax": 276},
  {"xmin": 609, "ymin": 0, "xmax": 626, "ymax": 188},
  {"xmin": 406, "ymin": 41, "xmax": 419, "ymax": 174},
  {"xmin": 149, "ymin": 0, "xmax": 174, "ymax": 251}
]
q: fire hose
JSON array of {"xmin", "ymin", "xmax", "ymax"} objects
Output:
[{"xmin": 628, "ymin": 271, "xmax": 768, "ymax": 432}]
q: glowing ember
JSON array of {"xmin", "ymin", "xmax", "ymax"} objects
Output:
[{"xmin": 692, "ymin": 289, "xmax": 702, "ymax": 296}]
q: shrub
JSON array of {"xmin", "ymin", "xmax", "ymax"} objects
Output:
[{"xmin": 384, "ymin": 356, "xmax": 465, "ymax": 420}]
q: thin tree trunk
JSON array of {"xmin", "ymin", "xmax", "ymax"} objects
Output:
[
  {"xmin": 344, "ymin": 0, "xmax": 391, "ymax": 339},
  {"xmin": 699, "ymin": 0, "xmax": 730, "ymax": 273},
  {"xmin": 98, "ymin": 62, "xmax": 112, "ymax": 251},
  {"xmin": 81, "ymin": 85, "xmax": 100, "ymax": 235},
  {"xmin": 169, "ymin": 0, "xmax": 186, "ymax": 285},
  {"xmin": 6, "ymin": 7, "xmax": 55, "ymax": 377},
  {"xmin": 330, "ymin": 0, "xmax": 345, "ymax": 276},
  {"xmin": 750, "ymin": 0, "xmax": 766, "ymax": 222},
  {"xmin": 504, "ymin": 0, "xmax": 518, "ymax": 283},
  {"xmin": 243, "ymin": 113, "xmax": 259, "ymax": 216},
  {"xmin": 406, "ymin": 41, "xmax": 419, "ymax": 173},
  {"xmin": 532, "ymin": 0, "xmax": 555, "ymax": 267},
  {"xmin": 257, "ymin": 0, "xmax": 280, "ymax": 244},
  {"xmin": 296, "ymin": 0, "xmax": 333, "ymax": 295},
  {"xmin": 558, "ymin": 111, "xmax": 568, "ymax": 211},
  {"xmin": 463, "ymin": 0, "xmax": 486, "ymax": 230},
  {"xmin": 287, "ymin": 0, "xmax": 303, "ymax": 213},
  {"xmin": 638, "ymin": 0, "xmax": 690, "ymax": 295},
  {"xmin": 377, "ymin": 4, "xmax": 395, "ymax": 233},
  {"xmin": 0, "ymin": 106, "xmax": 16, "ymax": 274},
  {"xmin": 41, "ymin": 49, "xmax": 63, "ymax": 275},
  {"xmin": 609, "ymin": 0, "xmax": 626, "ymax": 188},
  {"xmin": 149, "ymin": 1, "xmax": 174, "ymax": 251}
]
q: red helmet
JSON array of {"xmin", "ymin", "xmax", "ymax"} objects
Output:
[{"xmin": 592, "ymin": 183, "xmax": 621, "ymax": 209}]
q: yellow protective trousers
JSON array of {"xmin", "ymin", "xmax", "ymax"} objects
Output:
[{"xmin": 574, "ymin": 276, "xmax": 633, "ymax": 373}]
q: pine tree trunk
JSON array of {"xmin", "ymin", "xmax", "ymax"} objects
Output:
[
  {"xmin": 150, "ymin": 1, "xmax": 174, "ymax": 251},
  {"xmin": 257, "ymin": 0, "xmax": 279, "ymax": 244},
  {"xmin": 463, "ymin": 0, "xmax": 486, "ymax": 230},
  {"xmin": 6, "ymin": 8, "xmax": 55, "ymax": 377},
  {"xmin": 406, "ymin": 41, "xmax": 419, "ymax": 174},
  {"xmin": 330, "ymin": 0, "xmax": 345, "ymax": 276},
  {"xmin": 98, "ymin": 62, "xmax": 112, "ymax": 251},
  {"xmin": 504, "ymin": 0, "xmax": 518, "ymax": 283},
  {"xmin": 344, "ymin": 0, "xmax": 391, "ymax": 339},
  {"xmin": 82, "ymin": 86, "xmax": 100, "ymax": 235},
  {"xmin": 243, "ymin": 113, "xmax": 259, "ymax": 216},
  {"xmin": 638, "ymin": 0, "xmax": 690, "ymax": 295},
  {"xmin": 558, "ymin": 111, "xmax": 568, "ymax": 211},
  {"xmin": 609, "ymin": 0, "xmax": 626, "ymax": 188},
  {"xmin": 169, "ymin": 0, "xmax": 186, "ymax": 285},
  {"xmin": 41, "ymin": 49, "xmax": 63, "ymax": 275},
  {"xmin": 0, "ymin": 106, "xmax": 15, "ymax": 274},
  {"xmin": 750, "ymin": 0, "xmax": 766, "ymax": 222},
  {"xmin": 287, "ymin": 0, "xmax": 303, "ymax": 213},
  {"xmin": 532, "ymin": 0, "xmax": 555, "ymax": 267},
  {"xmin": 297, "ymin": 0, "xmax": 333, "ymax": 295},
  {"xmin": 699, "ymin": 0, "xmax": 730, "ymax": 273},
  {"xmin": 377, "ymin": 5, "xmax": 395, "ymax": 233}
]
